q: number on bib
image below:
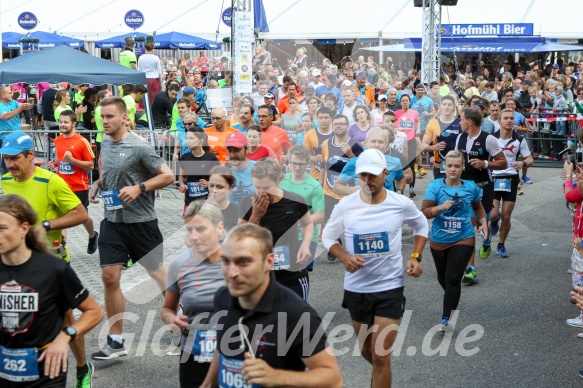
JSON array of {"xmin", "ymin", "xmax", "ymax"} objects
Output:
[
  {"xmin": 191, "ymin": 330, "xmax": 217, "ymax": 362},
  {"xmin": 439, "ymin": 161, "xmax": 446, "ymax": 174},
  {"xmin": 352, "ymin": 232, "xmax": 390, "ymax": 258},
  {"xmin": 58, "ymin": 161, "xmax": 75, "ymax": 175},
  {"xmin": 494, "ymin": 178, "xmax": 511, "ymax": 192},
  {"xmin": 273, "ymin": 245, "xmax": 291, "ymax": 270},
  {"xmin": 440, "ymin": 216, "xmax": 466, "ymax": 233},
  {"xmin": 218, "ymin": 354, "xmax": 260, "ymax": 388},
  {"xmin": 101, "ymin": 189, "xmax": 123, "ymax": 210},
  {"xmin": 187, "ymin": 181, "xmax": 209, "ymax": 197},
  {"xmin": 0, "ymin": 346, "xmax": 39, "ymax": 383}
]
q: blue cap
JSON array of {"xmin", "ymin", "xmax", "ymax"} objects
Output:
[
  {"xmin": 183, "ymin": 86, "xmax": 195, "ymax": 95},
  {"xmin": 0, "ymin": 131, "xmax": 33, "ymax": 155}
]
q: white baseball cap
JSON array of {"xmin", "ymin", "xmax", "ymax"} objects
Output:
[
  {"xmin": 356, "ymin": 149, "xmax": 387, "ymax": 176},
  {"xmin": 312, "ymin": 69, "xmax": 321, "ymax": 77}
]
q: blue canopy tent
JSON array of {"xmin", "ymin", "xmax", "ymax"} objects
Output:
[
  {"xmin": 95, "ymin": 32, "xmax": 150, "ymax": 49},
  {"xmin": 366, "ymin": 37, "xmax": 583, "ymax": 53},
  {"xmin": 2, "ymin": 31, "xmax": 84, "ymax": 49},
  {"xmin": 0, "ymin": 46, "xmax": 145, "ymax": 85},
  {"xmin": 152, "ymin": 31, "xmax": 220, "ymax": 50}
]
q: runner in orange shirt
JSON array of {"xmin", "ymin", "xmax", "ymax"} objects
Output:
[
  {"xmin": 204, "ymin": 108, "xmax": 240, "ymax": 163},
  {"xmin": 257, "ymin": 105, "xmax": 291, "ymax": 162},
  {"xmin": 47, "ymin": 110, "xmax": 98, "ymax": 254}
]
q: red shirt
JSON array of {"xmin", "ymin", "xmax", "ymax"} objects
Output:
[
  {"xmin": 247, "ymin": 145, "xmax": 271, "ymax": 161},
  {"xmin": 260, "ymin": 125, "xmax": 291, "ymax": 160},
  {"xmin": 54, "ymin": 133, "xmax": 95, "ymax": 192}
]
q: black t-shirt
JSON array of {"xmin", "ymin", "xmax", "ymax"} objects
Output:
[
  {"xmin": 221, "ymin": 201, "xmax": 239, "ymax": 232},
  {"xmin": 179, "ymin": 151, "xmax": 220, "ymax": 205},
  {"xmin": 0, "ymin": 251, "xmax": 89, "ymax": 349},
  {"xmin": 240, "ymin": 191, "xmax": 309, "ymax": 280},
  {"xmin": 214, "ymin": 273, "xmax": 327, "ymax": 373},
  {"xmin": 82, "ymin": 100, "xmax": 95, "ymax": 131},
  {"xmin": 387, "ymin": 101, "xmax": 402, "ymax": 111},
  {"xmin": 151, "ymin": 91, "xmax": 175, "ymax": 128}
]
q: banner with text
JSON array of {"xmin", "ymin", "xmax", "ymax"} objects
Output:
[
  {"xmin": 233, "ymin": 11, "xmax": 254, "ymax": 94},
  {"xmin": 441, "ymin": 23, "xmax": 534, "ymax": 37}
]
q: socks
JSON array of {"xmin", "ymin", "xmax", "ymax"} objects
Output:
[
  {"xmin": 109, "ymin": 334, "xmax": 123, "ymax": 343},
  {"xmin": 76, "ymin": 363, "xmax": 88, "ymax": 378}
]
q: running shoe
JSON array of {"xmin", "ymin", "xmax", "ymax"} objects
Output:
[
  {"xmin": 327, "ymin": 252, "xmax": 337, "ymax": 262},
  {"xmin": 462, "ymin": 266, "xmax": 479, "ymax": 284},
  {"xmin": 479, "ymin": 244, "xmax": 491, "ymax": 259},
  {"xmin": 497, "ymin": 243, "xmax": 510, "ymax": 258},
  {"xmin": 414, "ymin": 163, "xmax": 418, "ymax": 173},
  {"xmin": 490, "ymin": 221, "xmax": 499, "ymax": 237},
  {"xmin": 75, "ymin": 362, "xmax": 94, "ymax": 388},
  {"xmin": 439, "ymin": 317, "xmax": 453, "ymax": 333},
  {"xmin": 123, "ymin": 255, "xmax": 133, "ymax": 270},
  {"xmin": 579, "ymin": 369, "xmax": 583, "ymax": 379},
  {"xmin": 521, "ymin": 176, "xmax": 533, "ymax": 184},
  {"xmin": 567, "ymin": 315, "xmax": 583, "ymax": 328},
  {"xmin": 419, "ymin": 167, "xmax": 427, "ymax": 177},
  {"xmin": 87, "ymin": 231, "xmax": 98, "ymax": 255},
  {"xmin": 409, "ymin": 187, "xmax": 416, "ymax": 198},
  {"xmin": 517, "ymin": 185, "xmax": 524, "ymax": 195},
  {"xmin": 91, "ymin": 336, "xmax": 128, "ymax": 360},
  {"xmin": 577, "ymin": 332, "xmax": 583, "ymax": 339}
]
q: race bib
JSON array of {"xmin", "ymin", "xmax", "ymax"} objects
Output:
[
  {"xmin": 440, "ymin": 216, "xmax": 466, "ymax": 233},
  {"xmin": 494, "ymin": 178, "xmax": 511, "ymax": 192},
  {"xmin": 273, "ymin": 245, "xmax": 291, "ymax": 270},
  {"xmin": 0, "ymin": 346, "xmax": 39, "ymax": 382},
  {"xmin": 58, "ymin": 161, "xmax": 75, "ymax": 175},
  {"xmin": 102, "ymin": 189, "xmax": 123, "ymax": 211},
  {"xmin": 353, "ymin": 232, "xmax": 390, "ymax": 258},
  {"xmin": 191, "ymin": 329, "xmax": 216, "ymax": 362},
  {"xmin": 187, "ymin": 181, "xmax": 208, "ymax": 197},
  {"xmin": 400, "ymin": 119, "xmax": 413, "ymax": 129},
  {"xmin": 439, "ymin": 161, "xmax": 446, "ymax": 174},
  {"xmin": 219, "ymin": 354, "xmax": 260, "ymax": 388}
]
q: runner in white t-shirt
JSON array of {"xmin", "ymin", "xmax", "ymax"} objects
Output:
[{"xmin": 323, "ymin": 149, "xmax": 428, "ymax": 388}]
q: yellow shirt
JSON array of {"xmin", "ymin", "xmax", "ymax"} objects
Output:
[{"xmin": 2, "ymin": 167, "xmax": 81, "ymax": 261}]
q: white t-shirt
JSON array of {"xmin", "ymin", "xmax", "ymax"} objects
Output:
[
  {"xmin": 492, "ymin": 134, "xmax": 531, "ymax": 177},
  {"xmin": 342, "ymin": 104, "xmax": 356, "ymax": 126},
  {"xmin": 322, "ymin": 189, "xmax": 428, "ymax": 293},
  {"xmin": 391, "ymin": 131, "xmax": 408, "ymax": 154},
  {"xmin": 371, "ymin": 108, "xmax": 386, "ymax": 126},
  {"xmin": 137, "ymin": 54, "xmax": 162, "ymax": 80}
]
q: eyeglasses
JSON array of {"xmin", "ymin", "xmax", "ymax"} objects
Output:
[
  {"xmin": 290, "ymin": 162, "xmax": 308, "ymax": 167},
  {"xmin": 183, "ymin": 122, "xmax": 195, "ymax": 126},
  {"xmin": 211, "ymin": 116, "xmax": 225, "ymax": 121}
]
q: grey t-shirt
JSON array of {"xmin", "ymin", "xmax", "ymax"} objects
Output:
[
  {"xmin": 101, "ymin": 132, "xmax": 164, "ymax": 223},
  {"xmin": 167, "ymin": 249, "xmax": 225, "ymax": 351}
]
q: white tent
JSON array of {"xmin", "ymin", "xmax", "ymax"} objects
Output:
[{"xmin": 1, "ymin": 0, "xmax": 580, "ymax": 42}]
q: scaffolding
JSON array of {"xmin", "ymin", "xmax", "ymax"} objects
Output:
[{"xmin": 420, "ymin": 0, "xmax": 443, "ymax": 84}]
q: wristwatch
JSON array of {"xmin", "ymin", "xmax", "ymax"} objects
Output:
[
  {"xmin": 483, "ymin": 160, "xmax": 489, "ymax": 170},
  {"xmin": 42, "ymin": 220, "xmax": 51, "ymax": 231},
  {"xmin": 139, "ymin": 183, "xmax": 147, "ymax": 193},
  {"xmin": 410, "ymin": 253, "xmax": 422, "ymax": 263},
  {"xmin": 62, "ymin": 326, "xmax": 77, "ymax": 341}
]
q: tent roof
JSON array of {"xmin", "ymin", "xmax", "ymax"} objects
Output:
[
  {"xmin": 152, "ymin": 31, "xmax": 221, "ymax": 50},
  {"xmin": 95, "ymin": 32, "xmax": 150, "ymax": 49},
  {"xmin": 1, "ymin": 0, "xmax": 581, "ymax": 42},
  {"xmin": 0, "ymin": 45, "xmax": 146, "ymax": 85},
  {"xmin": 367, "ymin": 38, "xmax": 583, "ymax": 53}
]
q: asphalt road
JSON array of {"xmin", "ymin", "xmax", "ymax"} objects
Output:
[{"xmin": 63, "ymin": 166, "xmax": 579, "ymax": 388}]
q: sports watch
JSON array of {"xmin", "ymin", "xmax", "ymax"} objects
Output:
[
  {"xmin": 139, "ymin": 183, "xmax": 147, "ymax": 193},
  {"xmin": 42, "ymin": 220, "xmax": 51, "ymax": 231},
  {"xmin": 62, "ymin": 326, "xmax": 77, "ymax": 341},
  {"xmin": 410, "ymin": 253, "xmax": 422, "ymax": 263}
]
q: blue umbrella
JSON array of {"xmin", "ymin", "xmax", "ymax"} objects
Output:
[
  {"xmin": 152, "ymin": 31, "xmax": 220, "ymax": 50},
  {"xmin": 2, "ymin": 31, "xmax": 84, "ymax": 49},
  {"xmin": 95, "ymin": 32, "xmax": 150, "ymax": 49}
]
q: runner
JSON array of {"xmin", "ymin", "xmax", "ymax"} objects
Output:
[
  {"xmin": 0, "ymin": 195, "xmax": 103, "ymax": 388},
  {"xmin": 302, "ymin": 106, "xmax": 334, "ymax": 181},
  {"xmin": 395, "ymin": 94, "xmax": 420, "ymax": 198},
  {"xmin": 455, "ymin": 106, "xmax": 507, "ymax": 284},
  {"xmin": 89, "ymin": 97, "xmax": 174, "ymax": 361},
  {"xmin": 280, "ymin": 145, "xmax": 325, "ymax": 269},
  {"xmin": 178, "ymin": 127, "xmax": 220, "ymax": 211},
  {"xmin": 421, "ymin": 150, "xmax": 488, "ymax": 332},
  {"xmin": 239, "ymin": 158, "xmax": 314, "ymax": 299},
  {"xmin": 47, "ymin": 110, "xmax": 98, "ymax": 254},
  {"xmin": 224, "ymin": 132, "xmax": 256, "ymax": 206},
  {"xmin": 422, "ymin": 96, "xmax": 462, "ymax": 179},
  {"xmin": 199, "ymin": 223, "xmax": 342, "ymax": 388},
  {"xmin": 489, "ymin": 109, "xmax": 534, "ymax": 257},
  {"xmin": 0, "ymin": 131, "xmax": 95, "ymax": 387},
  {"xmin": 161, "ymin": 201, "xmax": 226, "ymax": 388},
  {"xmin": 207, "ymin": 166, "xmax": 239, "ymax": 233},
  {"xmin": 323, "ymin": 148, "xmax": 428, "ymax": 387}
]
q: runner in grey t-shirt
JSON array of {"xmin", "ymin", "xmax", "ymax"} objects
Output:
[{"xmin": 89, "ymin": 97, "xmax": 174, "ymax": 361}]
